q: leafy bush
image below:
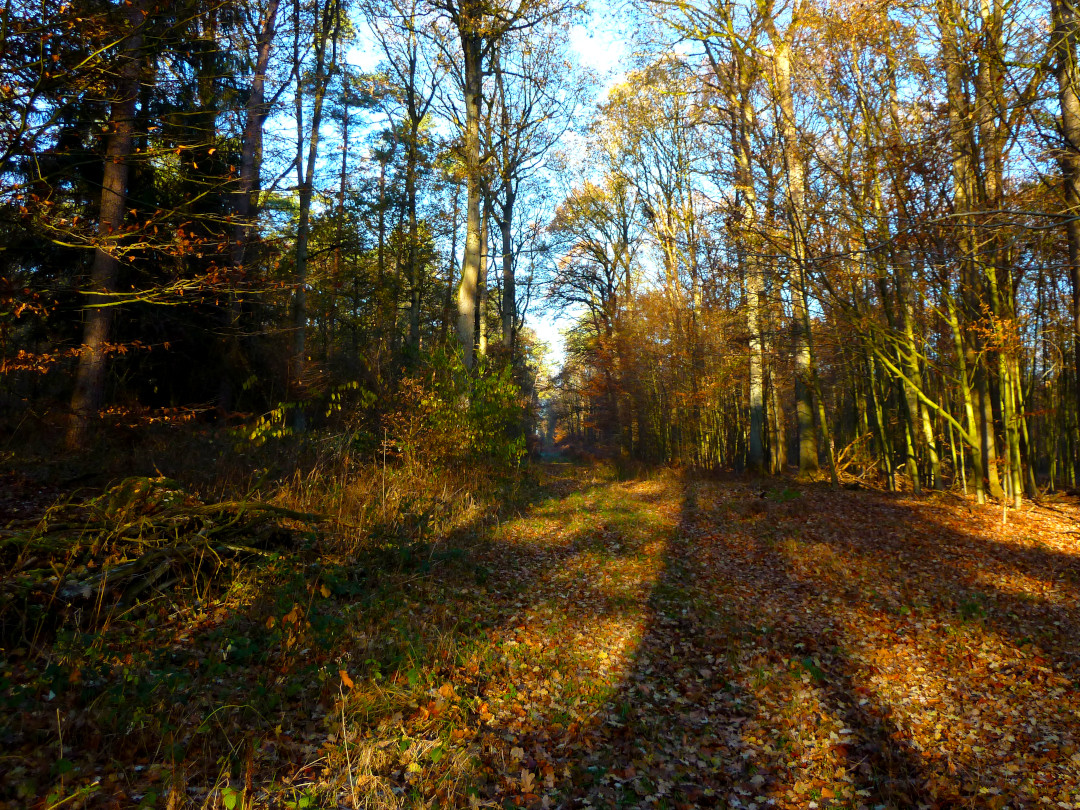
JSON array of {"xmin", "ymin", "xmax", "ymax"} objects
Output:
[{"xmin": 384, "ymin": 350, "xmax": 526, "ymax": 468}]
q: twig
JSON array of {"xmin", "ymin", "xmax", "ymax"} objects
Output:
[{"xmin": 340, "ymin": 684, "xmax": 356, "ymax": 807}]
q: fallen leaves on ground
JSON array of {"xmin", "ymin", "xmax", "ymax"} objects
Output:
[{"xmin": 2, "ymin": 463, "xmax": 1079, "ymax": 809}]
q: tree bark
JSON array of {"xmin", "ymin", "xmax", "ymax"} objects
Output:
[
  {"xmin": 291, "ymin": 0, "xmax": 340, "ymax": 430},
  {"xmin": 729, "ymin": 50, "xmax": 764, "ymax": 474},
  {"xmin": 500, "ymin": 195, "xmax": 515, "ymax": 350},
  {"xmin": 770, "ymin": 34, "xmax": 819, "ymax": 476},
  {"xmin": 407, "ymin": 119, "xmax": 422, "ymax": 350},
  {"xmin": 440, "ymin": 179, "xmax": 461, "ymax": 346},
  {"xmin": 1053, "ymin": 0, "xmax": 1080, "ymax": 483},
  {"xmin": 455, "ymin": 29, "xmax": 483, "ymax": 369},
  {"xmin": 67, "ymin": 1, "xmax": 147, "ymax": 449},
  {"xmin": 477, "ymin": 198, "xmax": 489, "ymax": 358},
  {"xmin": 218, "ymin": 0, "xmax": 280, "ymax": 413},
  {"xmin": 232, "ymin": 0, "xmax": 279, "ymax": 276}
]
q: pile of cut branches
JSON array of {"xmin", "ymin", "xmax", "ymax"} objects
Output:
[{"xmin": 0, "ymin": 476, "xmax": 326, "ymax": 642}]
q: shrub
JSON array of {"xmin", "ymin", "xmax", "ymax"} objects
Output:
[{"xmin": 384, "ymin": 350, "xmax": 526, "ymax": 469}]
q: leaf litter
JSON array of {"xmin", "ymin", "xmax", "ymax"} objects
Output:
[{"xmin": 2, "ymin": 463, "xmax": 1079, "ymax": 808}]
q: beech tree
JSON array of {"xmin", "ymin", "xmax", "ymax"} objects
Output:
[
  {"xmin": 540, "ymin": 0, "xmax": 1073, "ymax": 500},
  {"xmin": 427, "ymin": 0, "xmax": 578, "ymax": 368}
]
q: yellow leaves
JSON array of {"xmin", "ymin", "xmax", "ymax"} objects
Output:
[
  {"xmin": 519, "ymin": 768, "xmax": 536, "ymax": 793},
  {"xmin": 437, "ymin": 682, "xmax": 455, "ymax": 700},
  {"xmin": 282, "ymin": 604, "xmax": 302, "ymax": 625},
  {"xmin": 319, "ymin": 584, "xmax": 331, "ymax": 598},
  {"xmin": 340, "ymin": 669, "xmax": 354, "ymax": 690}
]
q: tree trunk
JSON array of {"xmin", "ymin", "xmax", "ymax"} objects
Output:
[
  {"xmin": 332, "ymin": 79, "xmax": 350, "ymax": 363},
  {"xmin": 407, "ymin": 119, "xmax": 422, "ymax": 350},
  {"xmin": 231, "ymin": 0, "xmax": 279, "ymax": 275},
  {"xmin": 501, "ymin": 184, "xmax": 515, "ymax": 349},
  {"xmin": 1053, "ymin": 0, "xmax": 1080, "ymax": 482},
  {"xmin": 770, "ymin": 36, "xmax": 818, "ymax": 476},
  {"xmin": 477, "ymin": 200, "xmax": 489, "ymax": 358},
  {"xmin": 721, "ymin": 48, "xmax": 764, "ymax": 473},
  {"xmin": 67, "ymin": 1, "xmax": 147, "ymax": 449},
  {"xmin": 945, "ymin": 289, "xmax": 987, "ymax": 503},
  {"xmin": 291, "ymin": 0, "xmax": 340, "ymax": 431},
  {"xmin": 939, "ymin": 0, "xmax": 1001, "ymax": 501},
  {"xmin": 440, "ymin": 180, "xmax": 461, "ymax": 346},
  {"xmin": 455, "ymin": 30, "xmax": 483, "ymax": 369},
  {"xmin": 218, "ymin": 0, "xmax": 279, "ymax": 413}
]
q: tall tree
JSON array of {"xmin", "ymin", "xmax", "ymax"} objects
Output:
[
  {"xmin": 365, "ymin": 0, "xmax": 442, "ymax": 352},
  {"xmin": 1053, "ymin": 0, "xmax": 1080, "ymax": 483},
  {"xmin": 291, "ymin": 0, "xmax": 343, "ymax": 429},
  {"xmin": 487, "ymin": 26, "xmax": 588, "ymax": 351},
  {"xmin": 429, "ymin": 0, "xmax": 576, "ymax": 368},
  {"xmin": 67, "ymin": 0, "xmax": 148, "ymax": 448}
]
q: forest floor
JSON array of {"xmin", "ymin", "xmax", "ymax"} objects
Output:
[{"xmin": 3, "ymin": 460, "xmax": 1080, "ymax": 809}]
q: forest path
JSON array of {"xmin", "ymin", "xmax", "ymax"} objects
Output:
[
  {"xmin": 330, "ymin": 463, "xmax": 1080, "ymax": 808},
  {"xmin": 9, "ymin": 462, "xmax": 1080, "ymax": 809}
]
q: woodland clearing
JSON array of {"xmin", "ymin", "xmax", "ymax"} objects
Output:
[{"xmin": 2, "ymin": 461, "xmax": 1079, "ymax": 809}]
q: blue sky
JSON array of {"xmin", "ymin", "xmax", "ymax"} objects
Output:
[
  {"xmin": 342, "ymin": 5, "xmax": 631, "ymax": 369},
  {"xmin": 531, "ymin": 12, "xmax": 629, "ymax": 366}
]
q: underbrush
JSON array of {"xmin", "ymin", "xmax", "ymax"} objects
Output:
[
  {"xmin": 0, "ymin": 355, "xmax": 534, "ymax": 809},
  {"xmin": 0, "ymin": 449, "xmax": 534, "ymax": 809}
]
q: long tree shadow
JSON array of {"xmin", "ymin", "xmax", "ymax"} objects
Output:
[
  {"xmin": 557, "ymin": 473, "xmax": 1080, "ymax": 809},
  {"xmin": 363, "ymin": 468, "xmax": 685, "ymax": 806},
  {"xmin": 675, "ymin": 478, "xmax": 1080, "ymax": 808},
  {"xmin": 25, "ymin": 461, "xmax": 1079, "ymax": 808},
  {"xmin": 557, "ymin": 477, "xmax": 932, "ymax": 808},
  {"xmin": 328, "ymin": 469, "xmax": 1080, "ymax": 809},
  {"xmin": 766, "ymin": 485, "xmax": 1080, "ymax": 801},
  {"xmin": 0, "ymin": 460, "xmax": 653, "ymax": 807}
]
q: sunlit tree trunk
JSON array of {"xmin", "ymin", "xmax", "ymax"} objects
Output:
[
  {"xmin": 477, "ymin": 199, "xmax": 489, "ymax": 358},
  {"xmin": 455, "ymin": 28, "xmax": 483, "ymax": 369},
  {"xmin": 730, "ymin": 51, "xmax": 765, "ymax": 474},
  {"xmin": 939, "ymin": 0, "xmax": 1002, "ymax": 501},
  {"xmin": 945, "ymin": 287, "xmax": 986, "ymax": 503},
  {"xmin": 769, "ymin": 32, "xmax": 819, "ymax": 476}
]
